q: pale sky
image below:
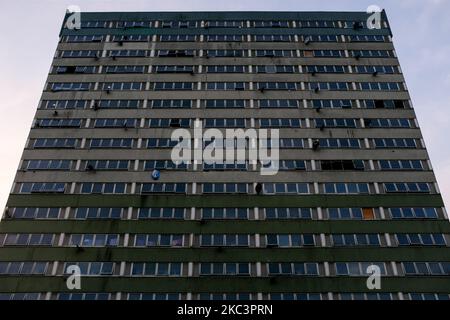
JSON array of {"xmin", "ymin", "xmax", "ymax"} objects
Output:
[{"xmin": 0, "ymin": 0, "xmax": 449, "ymax": 212}]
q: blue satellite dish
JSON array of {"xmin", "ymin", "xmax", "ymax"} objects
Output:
[{"xmin": 151, "ymin": 169, "xmax": 160, "ymax": 180}]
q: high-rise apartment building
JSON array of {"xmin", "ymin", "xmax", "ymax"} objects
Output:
[{"xmin": 0, "ymin": 11, "xmax": 449, "ymax": 301}]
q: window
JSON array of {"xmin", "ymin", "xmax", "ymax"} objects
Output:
[
  {"xmin": 201, "ymin": 208, "xmax": 249, "ymax": 220},
  {"xmin": 64, "ymin": 262, "xmax": 115, "ymax": 276},
  {"xmin": 134, "ymin": 234, "xmax": 183, "ymax": 247},
  {"xmin": 206, "ymin": 82, "xmax": 246, "ymax": 90},
  {"xmin": 362, "ymin": 99, "xmax": 408, "ymax": 109},
  {"xmin": 75, "ymin": 208, "xmax": 123, "ymax": 220},
  {"xmin": 323, "ymin": 183, "xmax": 369, "ymax": 194},
  {"xmin": 203, "ymin": 161, "xmax": 248, "ymax": 171},
  {"xmin": 267, "ymin": 263, "xmax": 319, "ymax": 276},
  {"xmin": 90, "ymin": 139, "xmax": 133, "ymax": 149},
  {"xmin": 306, "ymin": 65, "xmax": 345, "ymax": 73},
  {"xmin": 9, "ymin": 207, "xmax": 60, "ymax": 219},
  {"xmin": 104, "ymin": 65, "xmax": 145, "ymax": 73},
  {"xmin": 97, "ymin": 100, "xmax": 141, "ymax": 109},
  {"xmin": 147, "ymin": 118, "xmax": 191, "ymax": 128},
  {"xmin": 278, "ymin": 160, "xmax": 306, "ymax": 171},
  {"xmin": 315, "ymin": 118, "xmax": 356, "ymax": 128},
  {"xmin": 131, "ymin": 263, "xmax": 182, "ymax": 276},
  {"xmin": 395, "ymin": 234, "xmax": 446, "ymax": 246},
  {"xmin": 0, "ymin": 262, "xmax": 48, "ymax": 275},
  {"xmin": 206, "ymin": 50, "xmax": 245, "ymax": 57},
  {"xmin": 2, "ymin": 234, "xmax": 55, "ymax": 246},
  {"xmin": 147, "ymin": 138, "xmax": 181, "ymax": 148},
  {"xmin": 37, "ymin": 119, "xmax": 81, "ymax": 128},
  {"xmin": 138, "ymin": 208, "xmax": 186, "ymax": 219},
  {"xmin": 69, "ymin": 234, "xmax": 119, "ymax": 247},
  {"xmin": 25, "ymin": 160, "xmax": 71, "ymax": 171},
  {"xmin": 85, "ymin": 160, "xmax": 130, "ymax": 171},
  {"xmin": 331, "ymin": 234, "xmax": 380, "ymax": 246},
  {"xmin": 263, "ymin": 183, "xmax": 309, "ymax": 194},
  {"xmin": 389, "ymin": 207, "xmax": 438, "ymax": 219},
  {"xmin": 200, "ymin": 263, "xmax": 250, "ymax": 276},
  {"xmin": 153, "ymin": 82, "xmax": 194, "ymax": 90},
  {"xmin": 311, "ymin": 50, "xmax": 344, "ymax": 57},
  {"xmin": 33, "ymin": 138, "xmax": 77, "ymax": 149},
  {"xmin": 335, "ymin": 262, "xmax": 386, "ymax": 276},
  {"xmin": 141, "ymin": 183, "xmax": 187, "ymax": 194},
  {"xmin": 60, "ymin": 50, "xmax": 99, "ymax": 58},
  {"xmin": 354, "ymin": 65, "xmax": 396, "ymax": 74},
  {"xmin": 206, "ymin": 65, "xmax": 246, "ymax": 73},
  {"xmin": 94, "ymin": 118, "xmax": 137, "ymax": 128},
  {"xmin": 49, "ymin": 83, "xmax": 91, "ymax": 91},
  {"xmin": 351, "ymin": 50, "xmax": 392, "ymax": 58},
  {"xmin": 374, "ymin": 138, "xmax": 417, "ymax": 149},
  {"xmin": 111, "ymin": 35, "xmax": 148, "ymax": 42},
  {"xmin": 266, "ymin": 234, "xmax": 315, "ymax": 247},
  {"xmin": 310, "ymin": 99, "xmax": 353, "ymax": 109},
  {"xmin": 80, "ymin": 183, "xmax": 126, "ymax": 194},
  {"xmin": 264, "ymin": 208, "xmax": 312, "ymax": 219},
  {"xmin": 19, "ymin": 183, "xmax": 65, "ymax": 194},
  {"xmin": 255, "ymin": 50, "xmax": 295, "ymax": 57},
  {"xmin": 154, "ymin": 65, "xmax": 194, "ymax": 73},
  {"xmin": 365, "ymin": 118, "xmax": 411, "ymax": 128},
  {"xmin": 202, "ymin": 183, "xmax": 248, "ymax": 194},
  {"xmin": 108, "ymin": 50, "xmax": 147, "ymax": 57},
  {"xmin": 145, "ymin": 160, "xmax": 187, "ymax": 171},
  {"xmin": 254, "ymin": 35, "xmax": 292, "ymax": 42},
  {"xmin": 402, "ymin": 262, "xmax": 450, "ymax": 275},
  {"xmin": 256, "ymin": 82, "xmax": 298, "ymax": 90},
  {"xmin": 327, "ymin": 208, "xmax": 363, "ymax": 220},
  {"xmin": 200, "ymin": 234, "xmax": 249, "ymax": 247},
  {"xmin": 101, "ymin": 82, "xmax": 144, "ymax": 91},
  {"xmin": 41, "ymin": 100, "xmax": 88, "ymax": 109},
  {"xmin": 207, "ymin": 35, "xmax": 243, "ymax": 42},
  {"xmin": 204, "ymin": 118, "xmax": 245, "ymax": 128},
  {"xmin": 160, "ymin": 35, "xmax": 196, "ymax": 42},
  {"xmin": 379, "ymin": 160, "xmax": 423, "ymax": 171},
  {"xmin": 255, "ymin": 65, "xmax": 297, "ymax": 73},
  {"xmin": 157, "ymin": 50, "xmax": 195, "ymax": 57},
  {"xmin": 383, "ymin": 183, "xmax": 430, "ymax": 193},
  {"xmin": 54, "ymin": 66, "xmax": 97, "ymax": 74},
  {"xmin": 309, "ymin": 82, "xmax": 349, "ymax": 91},
  {"xmin": 205, "ymin": 100, "xmax": 246, "ymax": 108},
  {"xmin": 151, "ymin": 100, "xmax": 193, "ymax": 108},
  {"xmin": 318, "ymin": 139, "xmax": 360, "ymax": 149},
  {"xmin": 320, "ymin": 160, "xmax": 364, "ymax": 171}
]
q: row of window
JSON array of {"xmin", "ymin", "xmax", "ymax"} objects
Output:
[
  {"xmin": 34, "ymin": 117, "xmax": 416, "ymax": 129},
  {"xmin": 61, "ymin": 34, "xmax": 390, "ymax": 43},
  {"xmin": 52, "ymin": 64, "xmax": 400, "ymax": 75},
  {"xmin": 46, "ymin": 81, "xmax": 405, "ymax": 91},
  {"xmin": 4, "ymin": 292, "xmax": 450, "ymax": 301},
  {"xmin": 39, "ymin": 99, "xmax": 410, "ymax": 109},
  {"xmin": 58, "ymin": 49, "xmax": 394, "ymax": 59},
  {"xmin": 63, "ymin": 19, "xmax": 388, "ymax": 30},
  {"xmin": 3, "ymin": 232, "xmax": 442, "ymax": 248},
  {"xmin": 29, "ymin": 138, "xmax": 423, "ymax": 149},
  {"xmin": 15, "ymin": 182, "xmax": 434, "ymax": 195},
  {"xmin": 2, "ymin": 261, "xmax": 449, "ymax": 277},
  {"xmin": 5, "ymin": 207, "xmax": 441, "ymax": 220}
]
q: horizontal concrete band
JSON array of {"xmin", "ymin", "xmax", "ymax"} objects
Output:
[
  {"xmin": 1, "ymin": 218, "xmax": 450, "ymax": 234},
  {"xmin": 1, "ymin": 247, "xmax": 450, "ymax": 262},
  {"xmin": 6, "ymin": 194, "xmax": 444, "ymax": 208},
  {"xmin": 0, "ymin": 276, "xmax": 448, "ymax": 293}
]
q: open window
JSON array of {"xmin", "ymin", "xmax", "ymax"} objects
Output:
[{"xmin": 362, "ymin": 208, "xmax": 375, "ymax": 220}]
